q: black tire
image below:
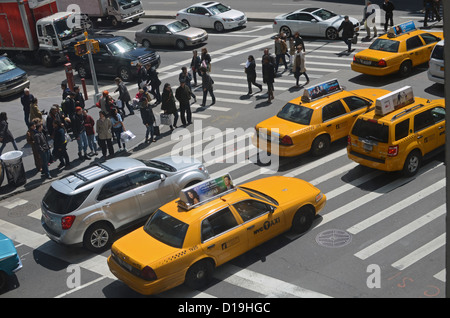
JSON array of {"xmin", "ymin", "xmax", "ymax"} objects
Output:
[
  {"xmin": 185, "ymin": 259, "xmax": 214, "ymax": 289},
  {"xmin": 118, "ymin": 66, "xmax": 132, "ymax": 82},
  {"xmin": 110, "ymin": 16, "xmax": 121, "ymax": 27},
  {"xmin": 291, "ymin": 206, "xmax": 315, "ymax": 234},
  {"xmin": 83, "ymin": 222, "xmax": 114, "ymax": 253},
  {"xmin": 40, "ymin": 51, "xmax": 54, "ymax": 67},
  {"xmin": 280, "ymin": 26, "xmax": 292, "ymax": 38},
  {"xmin": 311, "ymin": 135, "xmax": 330, "ymax": 157},
  {"xmin": 142, "ymin": 39, "xmax": 151, "ymax": 48},
  {"xmin": 402, "ymin": 150, "xmax": 422, "ymax": 177},
  {"xmin": 214, "ymin": 21, "xmax": 225, "ymax": 32},
  {"xmin": 182, "ymin": 19, "xmax": 190, "ymax": 26},
  {"xmin": 326, "ymin": 27, "xmax": 338, "ymax": 40},
  {"xmin": 76, "ymin": 64, "xmax": 91, "ymax": 79},
  {"xmin": 175, "ymin": 39, "xmax": 186, "ymax": 50},
  {"xmin": 0, "ymin": 271, "xmax": 8, "ymax": 292},
  {"xmin": 399, "ymin": 60, "xmax": 412, "ymax": 77}
]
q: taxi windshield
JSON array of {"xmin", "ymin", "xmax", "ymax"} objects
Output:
[
  {"xmin": 277, "ymin": 103, "xmax": 314, "ymax": 125},
  {"xmin": 369, "ymin": 38, "xmax": 400, "ymax": 53},
  {"xmin": 144, "ymin": 209, "xmax": 188, "ymax": 248}
]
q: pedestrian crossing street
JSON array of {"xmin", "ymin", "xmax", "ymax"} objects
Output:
[{"xmin": 0, "ymin": 123, "xmax": 446, "ymax": 297}]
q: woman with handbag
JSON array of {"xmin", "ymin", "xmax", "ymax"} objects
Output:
[
  {"xmin": 96, "ymin": 111, "xmax": 115, "ymax": 158},
  {"xmin": 110, "ymin": 108, "xmax": 127, "ymax": 152},
  {"xmin": 140, "ymin": 96, "xmax": 157, "ymax": 143},
  {"xmin": 293, "ymin": 44, "xmax": 309, "ymax": 88},
  {"xmin": 161, "ymin": 83, "xmax": 179, "ymax": 131}
]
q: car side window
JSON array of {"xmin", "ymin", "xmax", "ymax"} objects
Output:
[
  {"xmin": 159, "ymin": 26, "xmax": 169, "ymax": 34},
  {"xmin": 431, "ymin": 106, "xmax": 445, "ymax": 123},
  {"xmin": 406, "ymin": 36, "xmax": 424, "ymax": 51},
  {"xmin": 343, "ymin": 96, "xmax": 371, "ymax": 112},
  {"xmin": 128, "ymin": 170, "xmax": 161, "ymax": 188},
  {"xmin": 233, "ymin": 200, "xmax": 272, "ymax": 222},
  {"xmin": 420, "ymin": 33, "xmax": 440, "ymax": 45},
  {"xmin": 187, "ymin": 7, "xmax": 197, "ymax": 14},
  {"xmin": 97, "ymin": 175, "xmax": 133, "ymax": 201},
  {"xmin": 395, "ymin": 118, "xmax": 410, "ymax": 141},
  {"xmin": 201, "ymin": 207, "xmax": 238, "ymax": 242},
  {"xmin": 197, "ymin": 7, "xmax": 209, "ymax": 15},
  {"xmin": 146, "ymin": 25, "xmax": 158, "ymax": 33},
  {"xmin": 414, "ymin": 109, "xmax": 434, "ymax": 132},
  {"xmin": 322, "ymin": 100, "xmax": 347, "ymax": 122}
]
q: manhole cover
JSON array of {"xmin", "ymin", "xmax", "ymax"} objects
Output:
[{"xmin": 315, "ymin": 229, "xmax": 352, "ymax": 248}]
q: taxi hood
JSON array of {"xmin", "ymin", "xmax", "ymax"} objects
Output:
[
  {"xmin": 112, "ymin": 227, "xmax": 179, "ymax": 269},
  {"xmin": 256, "ymin": 116, "xmax": 308, "ymax": 137}
]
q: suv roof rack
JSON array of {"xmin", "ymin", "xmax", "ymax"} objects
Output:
[{"xmin": 63, "ymin": 163, "xmax": 122, "ymax": 190}]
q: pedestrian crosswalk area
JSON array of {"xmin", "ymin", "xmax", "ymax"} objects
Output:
[{"xmin": 0, "ymin": 125, "xmax": 446, "ymax": 297}]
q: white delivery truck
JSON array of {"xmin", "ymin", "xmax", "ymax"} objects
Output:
[{"xmin": 56, "ymin": 0, "xmax": 144, "ymax": 27}]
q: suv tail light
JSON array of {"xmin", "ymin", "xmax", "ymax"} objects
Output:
[
  {"xmin": 141, "ymin": 266, "xmax": 157, "ymax": 281},
  {"xmin": 280, "ymin": 135, "xmax": 293, "ymax": 146},
  {"xmin": 388, "ymin": 145, "xmax": 399, "ymax": 157},
  {"xmin": 273, "ymin": 20, "xmax": 277, "ymax": 25},
  {"xmin": 61, "ymin": 215, "xmax": 76, "ymax": 230}
]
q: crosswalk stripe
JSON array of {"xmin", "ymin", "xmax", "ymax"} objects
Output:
[
  {"xmin": 3, "ymin": 199, "xmax": 28, "ymax": 209},
  {"xmin": 347, "ymin": 179, "xmax": 446, "ymax": 234},
  {"xmin": 434, "ymin": 269, "xmax": 446, "ymax": 282},
  {"xmin": 354, "ymin": 204, "xmax": 446, "ymax": 260},
  {"xmin": 391, "ymin": 233, "xmax": 445, "ymax": 271}
]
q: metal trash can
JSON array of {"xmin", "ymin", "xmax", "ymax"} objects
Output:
[{"xmin": 0, "ymin": 151, "xmax": 26, "ymax": 187}]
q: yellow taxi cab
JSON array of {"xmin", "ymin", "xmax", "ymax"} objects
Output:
[
  {"xmin": 351, "ymin": 21, "xmax": 443, "ymax": 77},
  {"xmin": 253, "ymin": 79, "xmax": 390, "ymax": 157},
  {"xmin": 107, "ymin": 174, "xmax": 326, "ymax": 295},
  {"xmin": 347, "ymin": 86, "xmax": 445, "ymax": 176}
]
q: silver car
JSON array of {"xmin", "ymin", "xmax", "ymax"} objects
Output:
[
  {"xmin": 428, "ymin": 39, "xmax": 444, "ymax": 84},
  {"xmin": 272, "ymin": 7, "xmax": 360, "ymax": 40},
  {"xmin": 135, "ymin": 20, "xmax": 208, "ymax": 50},
  {"xmin": 41, "ymin": 157, "xmax": 209, "ymax": 252}
]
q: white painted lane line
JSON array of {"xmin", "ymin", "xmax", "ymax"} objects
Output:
[{"xmin": 354, "ymin": 204, "xmax": 446, "ymax": 260}]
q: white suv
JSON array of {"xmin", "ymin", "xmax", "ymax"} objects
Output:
[{"xmin": 428, "ymin": 39, "xmax": 444, "ymax": 84}]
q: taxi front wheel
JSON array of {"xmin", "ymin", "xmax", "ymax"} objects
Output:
[
  {"xmin": 185, "ymin": 259, "xmax": 214, "ymax": 290},
  {"xmin": 291, "ymin": 206, "xmax": 314, "ymax": 234}
]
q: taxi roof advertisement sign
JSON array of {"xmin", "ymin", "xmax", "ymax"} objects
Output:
[
  {"xmin": 179, "ymin": 174, "xmax": 234, "ymax": 209},
  {"xmin": 375, "ymin": 86, "xmax": 414, "ymax": 116},
  {"xmin": 390, "ymin": 21, "xmax": 416, "ymax": 36},
  {"xmin": 302, "ymin": 79, "xmax": 342, "ymax": 102}
]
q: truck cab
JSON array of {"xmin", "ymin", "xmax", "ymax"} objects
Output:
[{"xmin": 107, "ymin": 0, "xmax": 144, "ymax": 26}]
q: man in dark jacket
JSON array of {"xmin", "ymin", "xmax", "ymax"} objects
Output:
[
  {"xmin": 34, "ymin": 123, "xmax": 52, "ymax": 179},
  {"xmin": 136, "ymin": 62, "xmax": 147, "ymax": 90},
  {"xmin": 200, "ymin": 67, "xmax": 215, "ymax": 107},
  {"xmin": 146, "ymin": 65, "xmax": 162, "ymax": 105},
  {"xmin": 338, "ymin": 16, "xmax": 355, "ymax": 52},
  {"xmin": 71, "ymin": 107, "xmax": 90, "ymax": 160},
  {"xmin": 52, "ymin": 120, "xmax": 70, "ymax": 169},
  {"xmin": 423, "ymin": 0, "xmax": 440, "ymax": 27},
  {"xmin": 140, "ymin": 96, "xmax": 156, "ymax": 142},
  {"xmin": 114, "ymin": 77, "xmax": 134, "ymax": 116},
  {"xmin": 175, "ymin": 79, "xmax": 192, "ymax": 126},
  {"xmin": 20, "ymin": 88, "xmax": 34, "ymax": 128},
  {"xmin": 382, "ymin": 0, "xmax": 395, "ymax": 31}
]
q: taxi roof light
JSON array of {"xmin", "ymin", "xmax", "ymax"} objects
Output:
[
  {"xmin": 387, "ymin": 21, "xmax": 417, "ymax": 38},
  {"xmin": 374, "ymin": 86, "xmax": 414, "ymax": 116},
  {"xmin": 301, "ymin": 79, "xmax": 343, "ymax": 103}
]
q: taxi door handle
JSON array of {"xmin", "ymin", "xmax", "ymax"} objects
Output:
[
  {"xmin": 247, "ymin": 225, "xmax": 255, "ymax": 230},
  {"xmin": 438, "ymin": 126, "xmax": 444, "ymax": 129},
  {"xmin": 103, "ymin": 202, "xmax": 111, "ymax": 207},
  {"xmin": 326, "ymin": 124, "xmax": 332, "ymax": 127},
  {"xmin": 207, "ymin": 244, "xmax": 215, "ymax": 249},
  {"xmin": 417, "ymin": 135, "xmax": 423, "ymax": 139}
]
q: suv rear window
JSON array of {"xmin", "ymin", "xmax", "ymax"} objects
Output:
[
  {"xmin": 43, "ymin": 187, "xmax": 92, "ymax": 215},
  {"xmin": 351, "ymin": 118, "xmax": 389, "ymax": 143},
  {"xmin": 431, "ymin": 45, "xmax": 444, "ymax": 60}
]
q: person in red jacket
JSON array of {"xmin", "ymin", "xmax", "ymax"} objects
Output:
[{"xmin": 83, "ymin": 109, "xmax": 98, "ymax": 156}]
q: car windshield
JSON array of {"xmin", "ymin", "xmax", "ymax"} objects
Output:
[
  {"xmin": 312, "ymin": 9, "xmax": 337, "ymax": 20},
  {"xmin": 238, "ymin": 187, "xmax": 279, "ymax": 206},
  {"xmin": 167, "ymin": 21, "xmax": 190, "ymax": 33},
  {"xmin": 138, "ymin": 159, "xmax": 177, "ymax": 172},
  {"xmin": 277, "ymin": 103, "xmax": 314, "ymax": 125},
  {"xmin": 42, "ymin": 187, "xmax": 92, "ymax": 215},
  {"xmin": 144, "ymin": 209, "xmax": 189, "ymax": 248},
  {"xmin": 0, "ymin": 58, "xmax": 17, "ymax": 75},
  {"xmin": 369, "ymin": 38, "xmax": 400, "ymax": 53},
  {"xmin": 108, "ymin": 38, "xmax": 136, "ymax": 55},
  {"xmin": 351, "ymin": 118, "xmax": 389, "ymax": 143},
  {"xmin": 53, "ymin": 16, "xmax": 87, "ymax": 41},
  {"xmin": 208, "ymin": 3, "xmax": 231, "ymax": 15}
]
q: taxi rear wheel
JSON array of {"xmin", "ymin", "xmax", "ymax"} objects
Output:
[
  {"xmin": 311, "ymin": 135, "xmax": 330, "ymax": 157},
  {"xmin": 185, "ymin": 259, "xmax": 214, "ymax": 289},
  {"xmin": 402, "ymin": 150, "xmax": 422, "ymax": 177},
  {"xmin": 399, "ymin": 60, "xmax": 412, "ymax": 77},
  {"xmin": 291, "ymin": 206, "xmax": 315, "ymax": 234}
]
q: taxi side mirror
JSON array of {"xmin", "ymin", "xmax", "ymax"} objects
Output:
[{"xmin": 269, "ymin": 205, "xmax": 275, "ymax": 213}]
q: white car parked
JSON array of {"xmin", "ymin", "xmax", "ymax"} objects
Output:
[
  {"xmin": 176, "ymin": 1, "xmax": 247, "ymax": 32},
  {"xmin": 272, "ymin": 7, "xmax": 360, "ymax": 40},
  {"xmin": 428, "ymin": 39, "xmax": 444, "ymax": 84}
]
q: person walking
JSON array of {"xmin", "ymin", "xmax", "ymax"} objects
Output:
[
  {"xmin": 293, "ymin": 44, "xmax": 310, "ymax": 87},
  {"xmin": 20, "ymin": 88, "xmax": 34, "ymax": 128},
  {"xmin": 26, "ymin": 121, "xmax": 42, "ymax": 173},
  {"xmin": 200, "ymin": 47, "xmax": 212, "ymax": 73},
  {"xmin": 136, "ymin": 62, "xmax": 147, "ymax": 90},
  {"xmin": 46, "ymin": 105, "xmax": 62, "ymax": 138},
  {"xmin": 338, "ymin": 16, "xmax": 355, "ymax": 53},
  {"xmin": 71, "ymin": 107, "xmax": 90, "ymax": 161},
  {"xmin": 114, "ymin": 77, "xmax": 134, "ymax": 116},
  {"xmin": 140, "ymin": 96, "xmax": 157, "ymax": 143},
  {"xmin": 83, "ymin": 109, "xmax": 98, "ymax": 156},
  {"xmin": 382, "ymin": 0, "xmax": 395, "ymax": 32},
  {"xmin": 96, "ymin": 111, "xmax": 114, "ymax": 158},
  {"xmin": 146, "ymin": 65, "xmax": 162, "ymax": 105},
  {"xmin": 274, "ymin": 35, "xmax": 288, "ymax": 73},
  {"xmin": 34, "ymin": 123, "xmax": 52, "ymax": 179},
  {"xmin": 29, "ymin": 97, "xmax": 43, "ymax": 123},
  {"xmin": 179, "ymin": 66, "xmax": 196, "ymax": 102},
  {"xmin": 175, "ymin": 79, "xmax": 192, "ymax": 127},
  {"xmin": 62, "ymin": 91, "xmax": 76, "ymax": 120},
  {"xmin": 244, "ymin": 55, "xmax": 263, "ymax": 95},
  {"xmin": 423, "ymin": 0, "xmax": 440, "ymax": 27},
  {"xmin": 293, "ymin": 32, "xmax": 306, "ymax": 52},
  {"xmin": 0, "ymin": 112, "xmax": 18, "ymax": 156},
  {"xmin": 52, "ymin": 120, "xmax": 70, "ymax": 169},
  {"xmin": 200, "ymin": 67, "xmax": 216, "ymax": 107},
  {"xmin": 161, "ymin": 83, "xmax": 179, "ymax": 131},
  {"xmin": 362, "ymin": 1, "xmax": 377, "ymax": 39},
  {"xmin": 110, "ymin": 108, "xmax": 126, "ymax": 152},
  {"xmin": 262, "ymin": 56, "xmax": 275, "ymax": 102},
  {"xmin": 73, "ymin": 85, "xmax": 85, "ymax": 109},
  {"xmin": 190, "ymin": 49, "xmax": 202, "ymax": 86}
]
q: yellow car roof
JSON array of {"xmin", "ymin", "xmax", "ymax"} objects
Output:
[{"xmin": 288, "ymin": 90, "xmax": 354, "ymax": 110}]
